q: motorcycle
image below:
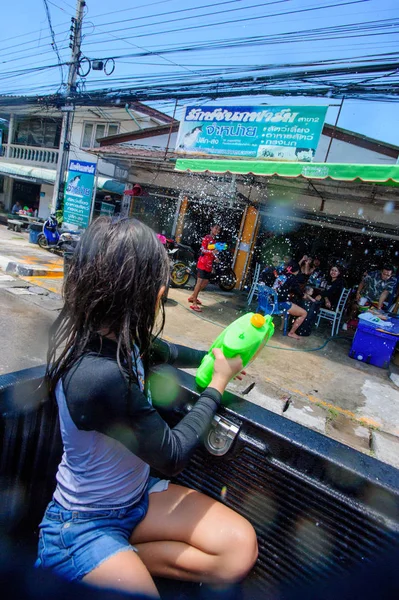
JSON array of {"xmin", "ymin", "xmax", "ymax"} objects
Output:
[
  {"xmin": 168, "ymin": 239, "xmax": 237, "ymax": 291},
  {"xmin": 37, "ymin": 215, "xmax": 80, "ymax": 254}
]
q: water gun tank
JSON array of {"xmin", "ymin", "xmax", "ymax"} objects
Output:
[{"xmin": 196, "ymin": 313, "xmax": 274, "ymax": 389}]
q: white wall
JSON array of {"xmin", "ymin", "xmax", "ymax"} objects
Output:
[
  {"xmin": 38, "ymin": 183, "xmax": 53, "ymax": 219},
  {"xmin": 0, "ymin": 176, "xmax": 12, "ymax": 211},
  {"xmin": 122, "ymin": 132, "xmax": 178, "ymax": 149},
  {"xmin": 315, "ymin": 134, "xmax": 397, "ymax": 164},
  {"xmin": 68, "ymin": 106, "xmax": 162, "ymax": 180}
]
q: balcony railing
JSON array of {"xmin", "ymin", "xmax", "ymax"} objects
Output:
[{"xmin": 0, "ymin": 144, "xmax": 59, "ymax": 165}]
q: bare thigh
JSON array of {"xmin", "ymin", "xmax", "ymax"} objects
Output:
[
  {"xmin": 289, "ymin": 303, "xmax": 307, "ymax": 318},
  {"xmin": 130, "ymin": 483, "xmax": 257, "ymax": 566},
  {"xmin": 82, "ymin": 548, "xmax": 159, "ymax": 598}
]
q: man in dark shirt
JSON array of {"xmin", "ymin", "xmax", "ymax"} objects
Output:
[
  {"xmin": 357, "ymin": 265, "xmax": 396, "ymax": 310},
  {"xmin": 11, "ymin": 201, "xmax": 21, "ymax": 214}
]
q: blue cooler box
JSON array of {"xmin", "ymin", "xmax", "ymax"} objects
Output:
[
  {"xmin": 29, "ymin": 222, "xmax": 42, "ymax": 244},
  {"xmin": 349, "ymin": 321, "xmax": 398, "ymax": 369}
]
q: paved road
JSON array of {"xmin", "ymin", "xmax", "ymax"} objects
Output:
[{"xmin": 0, "ymin": 279, "xmax": 61, "ymax": 374}]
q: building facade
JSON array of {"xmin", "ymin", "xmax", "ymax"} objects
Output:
[
  {"xmin": 0, "ymin": 100, "xmax": 174, "ymax": 220},
  {"xmin": 94, "ymin": 121, "xmax": 399, "ymax": 287}
]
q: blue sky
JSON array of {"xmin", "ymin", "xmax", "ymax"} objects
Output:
[{"xmin": 1, "ymin": 0, "xmax": 398, "ymax": 145}]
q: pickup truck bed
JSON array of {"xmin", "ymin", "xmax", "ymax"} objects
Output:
[{"xmin": 1, "ymin": 365, "xmax": 398, "ymax": 598}]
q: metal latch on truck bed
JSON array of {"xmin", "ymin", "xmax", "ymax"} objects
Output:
[{"xmin": 206, "ymin": 415, "xmax": 240, "ymax": 456}]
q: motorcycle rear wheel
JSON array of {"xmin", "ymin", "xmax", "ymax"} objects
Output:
[
  {"xmin": 37, "ymin": 234, "xmax": 49, "ymax": 249},
  {"xmin": 170, "ymin": 262, "xmax": 190, "ymax": 288},
  {"xmin": 218, "ymin": 268, "xmax": 237, "ymax": 291}
]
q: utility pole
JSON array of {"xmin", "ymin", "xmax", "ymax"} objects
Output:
[{"xmin": 51, "ymin": 0, "xmax": 86, "ymax": 214}]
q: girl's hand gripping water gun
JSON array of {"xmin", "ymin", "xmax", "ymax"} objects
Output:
[{"xmin": 196, "ymin": 313, "xmax": 274, "ymax": 389}]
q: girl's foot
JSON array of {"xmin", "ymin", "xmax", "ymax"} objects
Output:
[
  {"xmin": 190, "ymin": 304, "xmax": 202, "ymax": 313},
  {"xmin": 288, "ymin": 332, "xmax": 301, "ymax": 340},
  {"xmin": 188, "ymin": 297, "xmax": 202, "ymax": 305}
]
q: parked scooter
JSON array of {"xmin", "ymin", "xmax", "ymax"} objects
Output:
[{"xmin": 37, "ymin": 215, "xmax": 80, "ymax": 254}]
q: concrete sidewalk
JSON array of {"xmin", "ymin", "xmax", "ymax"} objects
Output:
[
  {"xmin": 1, "ymin": 223, "xmax": 398, "ymax": 470},
  {"xmin": 0, "ymin": 225, "xmax": 63, "ymax": 277}
]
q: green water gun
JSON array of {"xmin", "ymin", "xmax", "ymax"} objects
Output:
[{"xmin": 196, "ymin": 313, "xmax": 274, "ymax": 389}]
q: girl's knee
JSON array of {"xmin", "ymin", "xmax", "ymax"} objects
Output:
[{"xmin": 218, "ymin": 519, "xmax": 258, "ymax": 582}]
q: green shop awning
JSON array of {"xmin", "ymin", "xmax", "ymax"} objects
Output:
[{"xmin": 175, "ymin": 159, "xmax": 399, "ymax": 184}]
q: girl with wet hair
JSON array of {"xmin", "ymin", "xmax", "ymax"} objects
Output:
[{"xmin": 37, "ymin": 217, "xmax": 257, "ymax": 598}]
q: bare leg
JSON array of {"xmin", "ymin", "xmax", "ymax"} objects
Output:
[
  {"xmin": 130, "ymin": 484, "xmax": 258, "ymax": 584},
  {"xmin": 188, "ymin": 277, "xmax": 204, "ymax": 305},
  {"xmin": 189, "ymin": 278, "xmax": 209, "ymax": 306},
  {"xmin": 287, "ymin": 304, "xmax": 307, "ymax": 339},
  {"xmin": 82, "ymin": 549, "xmax": 159, "ymax": 598}
]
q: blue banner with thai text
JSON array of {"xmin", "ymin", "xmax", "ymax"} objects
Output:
[
  {"xmin": 176, "ymin": 105, "xmax": 328, "ymax": 161},
  {"xmin": 63, "ymin": 160, "xmax": 97, "ymax": 228}
]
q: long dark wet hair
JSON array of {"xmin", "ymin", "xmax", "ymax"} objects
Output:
[{"xmin": 46, "ymin": 217, "xmax": 169, "ymax": 392}]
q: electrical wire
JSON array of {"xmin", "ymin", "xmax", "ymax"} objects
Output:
[
  {"xmin": 47, "ymin": 0, "xmax": 74, "ymax": 15},
  {"xmin": 80, "ymin": 18, "xmax": 399, "ymax": 59},
  {"xmin": 42, "ymin": 0, "xmax": 66, "ymax": 90},
  {"xmin": 90, "ymin": 0, "xmax": 289, "ymax": 33},
  {"xmin": 1, "ymin": 12, "xmax": 396, "ymax": 72},
  {"xmin": 82, "ymin": 0, "xmax": 372, "ymax": 42},
  {"xmin": 1, "ymin": 1, "xmax": 398, "ymax": 101},
  {"xmin": 88, "ymin": 0, "xmax": 174, "ymax": 22}
]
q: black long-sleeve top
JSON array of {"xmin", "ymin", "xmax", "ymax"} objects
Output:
[
  {"xmin": 61, "ymin": 337, "xmax": 217, "ymax": 479},
  {"xmin": 320, "ymin": 277, "xmax": 344, "ymax": 309}
]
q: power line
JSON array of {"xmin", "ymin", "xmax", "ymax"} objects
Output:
[
  {"xmin": 0, "ymin": 0, "xmax": 251, "ymax": 62},
  {"xmin": 91, "ymin": 0, "xmax": 276, "ymax": 30},
  {"xmin": 82, "ymin": 0, "xmax": 371, "ymax": 41},
  {"xmin": 42, "ymin": 0, "xmax": 65, "ymax": 88},
  {"xmin": 86, "ymin": 0, "xmax": 174, "ymax": 22},
  {"xmin": 80, "ymin": 18, "xmax": 399, "ymax": 64},
  {"xmin": 47, "ymin": 0, "xmax": 74, "ymax": 15},
  {"xmin": 0, "ymin": 7, "xmax": 394, "ymax": 71}
]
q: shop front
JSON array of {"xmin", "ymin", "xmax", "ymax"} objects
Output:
[
  {"xmin": 130, "ymin": 187, "xmax": 179, "ymax": 238},
  {"xmin": 175, "ymin": 159, "xmax": 399, "ymax": 288}
]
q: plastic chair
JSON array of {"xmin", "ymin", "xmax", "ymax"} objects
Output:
[
  {"xmin": 247, "ymin": 263, "xmax": 261, "ymax": 306},
  {"xmin": 256, "ymin": 284, "xmax": 289, "ymax": 336},
  {"xmin": 315, "ymin": 288, "xmax": 350, "ymax": 336}
]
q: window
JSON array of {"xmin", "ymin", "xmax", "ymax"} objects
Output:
[
  {"xmin": 94, "ymin": 124, "xmax": 106, "ymax": 147},
  {"xmin": 81, "ymin": 122, "xmax": 119, "ymax": 148},
  {"xmin": 82, "ymin": 123, "xmax": 93, "ymax": 148},
  {"xmin": 108, "ymin": 124, "xmax": 118, "ymax": 137},
  {"xmin": 13, "ymin": 117, "xmax": 62, "ymax": 148}
]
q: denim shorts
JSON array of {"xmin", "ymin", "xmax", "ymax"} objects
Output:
[
  {"xmin": 35, "ymin": 477, "xmax": 169, "ymax": 582},
  {"xmin": 277, "ymin": 301, "xmax": 292, "ymax": 312}
]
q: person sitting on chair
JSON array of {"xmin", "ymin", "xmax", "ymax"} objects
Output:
[
  {"xmin": 315, "ymin": 265, "xmax": 344, "ymax": 310},
  {"xmin": 11, "ymin": 201, "xmax": 21, "ymax": 214},
  {"xmin": 274, "ymin": 261, "xmax": 307, "ymax": 340}
]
